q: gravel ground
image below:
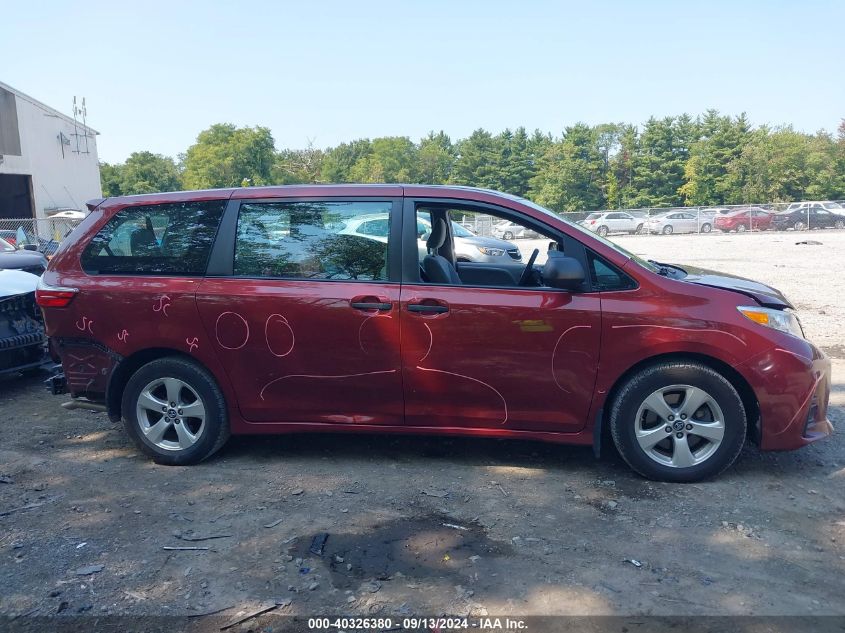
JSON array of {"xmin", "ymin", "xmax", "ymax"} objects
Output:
[{"xmin": 0, "ymin": 230, "xmax": 843, "ymax": 627}]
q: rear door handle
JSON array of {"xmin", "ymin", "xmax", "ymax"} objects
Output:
[{"xmin": 407, "ymin": 304, "xmax": 449, "ymax": 314}]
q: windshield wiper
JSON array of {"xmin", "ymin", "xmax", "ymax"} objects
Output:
[{"xmin": 648, "ymin": 259, "xmax": 673, "ymax": 276}]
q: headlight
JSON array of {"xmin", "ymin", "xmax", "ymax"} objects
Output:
[
  {"xmin": 737, "ymin": 306, "xmax": 804, "ymax": 338},
  {"xmin": 476, "ymin": 246, "xmax": 505, "ymax": 257}
]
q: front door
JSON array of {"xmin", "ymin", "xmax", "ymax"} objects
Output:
[
  {"xmin": 400, "ymin": 202, "xmax": 602, "ymax": 433},
  {"xmin": 196, "ymin": 197, "xmax": 404, "ymax": 425}
]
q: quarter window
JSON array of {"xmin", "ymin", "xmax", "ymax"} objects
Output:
[
  {"xmin": 80, "ymin": 201, "xmax": 225, "ymax": 275},
  {"xmin": 234, "ymin": 200, "xmax": 392, "ymax": 281}
]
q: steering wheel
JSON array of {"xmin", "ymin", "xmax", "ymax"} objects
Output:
[{"xmin": 518, "ymin": 248, "xmax": 540, "ymax": 286}]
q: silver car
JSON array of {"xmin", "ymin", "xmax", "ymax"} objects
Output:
[
  {"xmin": 647, "ymin": 211, "xmax": 711, "ymax": 235},
  {"xmin": 342, "ymin": 214, "xmax": 522, "ymax": 264}
]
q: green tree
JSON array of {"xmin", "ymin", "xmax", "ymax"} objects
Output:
[
  {"xmin": 99, "ymin": 152, "xmax": 181, "ymax": 196},
  {"xmin": 528, "ymin": 123, "xmax": 606, "ymax": 212},
  {"xmin": 417, "ymin": 131, "xmax": 454, "ymax": 184},
  {"xmin": 680, "ymin": 111, "xmax": 751, "ymax": 205},
  {"xmin": 273, "ymin": 144, "xmax": 324, "ymax": 184},
  {"xmin": 99, "ymin": 162, "xmax": 123, "ymax": 197},
  {"xmin": 181, "ymin": 124, "xmax": 276, "ymax": 189},
  {"xmin": 348, "ymin": 136, "xmax": 418, "ymax": 183},
  {"xmin": 627, "ymin": 116, "xmax": 697, "ymax": 208},
  {"xmin": 450, "ymin": 129, "xmax": 501, "ymax": 189},
  {"xmin": 321, "ymin": 139, "xmax": 373, "ymax": 183}
]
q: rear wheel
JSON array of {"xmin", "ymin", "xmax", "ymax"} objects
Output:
[
  {"xmin": 121, "ymin": 357, "xmax": 230, "ymax": 465},
  {"xmin": 834, "ymin": 219, "xmax": 844, "ymax": 230},
  {"xmin": 597, "ymin": 226, "xmax": 609, "ymax": 237},
  {"xmin": 609, "ymin": 362, "xmax": 746, "ymax": 482},
  {"xmin": 736, "ymin": 224, "xmax": 747, "ymax": 232},
  {"xmin": 503, "ymin": 231, "xmax": 514, "ymax": 240},
  {"xmin": 793, "ymin": 220, "xmax": 806, "ymax": 231},
  {"xmin": 700, "ymin": 223, "xmax": 711, "ymax": 233},
  {"xmin": 635, "ymin": 224, "xmax": 644, "ymax": 234}
]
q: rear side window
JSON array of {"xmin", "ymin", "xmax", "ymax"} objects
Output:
[
  {"xmin": 234, "ymin": 200, "xmax": 392, "ymax": 281},
  {"xmin": 81, "ymin": 201, "xmax": 225, "ymax": 275}
]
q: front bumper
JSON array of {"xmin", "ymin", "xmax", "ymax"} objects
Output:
[{"xmin": 736, "ymin": 342, "xmax": 833, "ymax": 450}]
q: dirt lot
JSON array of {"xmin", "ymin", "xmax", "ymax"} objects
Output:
[{"xmin": 1, "ymin": 230, "xmax": 843, "ymax": 626}]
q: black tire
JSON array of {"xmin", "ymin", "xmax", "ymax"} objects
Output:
[
  {"xmin": 597, "ymin": 226, "xmax": 609, "ymax": 237},
  {"xmin": 121, "ymin": 357, "xmax": 230, "ymax": 465},
  {"xmin": 635, "ymin": 224, "xmax": 644, "ymax": 234},
  {"xmin": 793, "ymin": 220, "xmax": 805, "ymax": 231},
  {"xmin": 609, "ymin": 361, "xmax": 746, "ymax": 482},
  {"xmin": 700, "ymin": 223, "xmax": 711, "ymax": 233},
  {"xmin": 503, "ymin": 231, "xmax": 514, "ymax": 240},
  {"xmin": 834, "ymin": 219, "xmax": 844, "ymax": 230},
  {"xmin": 662, "ymin": 225, "xmax": 673, "ymax": 235},
  {"xmin": 736, "ymin": 224, "xmax": 747, "ymax": 232}
]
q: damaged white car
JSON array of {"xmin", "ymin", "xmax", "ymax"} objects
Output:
[{"xmin": 0, "ymin": 269, "xmax": 47, "ymax": 376}]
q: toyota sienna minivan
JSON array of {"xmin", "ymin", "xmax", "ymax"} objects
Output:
[{"xmin": 37, "ymin": 185, "xmax": 832, "ymax": 482}]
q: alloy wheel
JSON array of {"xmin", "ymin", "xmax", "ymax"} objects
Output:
[
  {"xmin": 794, "ymin": 221, "xmax": 806, "ymax": 231},
  {"xmin": 136, "ymin": 377, "xmax": 206, "ymax": 451},
  {"xmin": 634, "ymin": 384, "xmax": 725, "ymax": 468}
]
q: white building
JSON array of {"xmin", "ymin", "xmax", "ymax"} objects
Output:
[{"xmin": 0, "ymin": 81, "xmax": 101, "ymax": 220}]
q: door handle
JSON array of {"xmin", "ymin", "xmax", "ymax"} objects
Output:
[
  {"xmin": 351, "ymin": 301, "xmax": 392, "ymax": 311},
  {"xmin": 407, "ymin": 303, "xmax": 449, "ymax": 314}
]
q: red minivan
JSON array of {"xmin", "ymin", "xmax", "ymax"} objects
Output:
[{"xmin": 36, "ymin": 185, "xmax": 832, "ymax": 481}]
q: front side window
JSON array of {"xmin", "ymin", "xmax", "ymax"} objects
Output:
[
  {"xmin": 234, "ymin": 200, "xmax": 392, "ymax": 281},
  {"xmin": 81, "ymin": 200, "xmax": 226, "ymax": 275}
]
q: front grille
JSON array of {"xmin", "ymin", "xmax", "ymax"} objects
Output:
[{"xmin": 507, "ymin": 248, "xmax": 522, "ymax": 260}]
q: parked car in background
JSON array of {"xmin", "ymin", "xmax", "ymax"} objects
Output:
[
  {"xmin": 491, "ymin": 220, "xmax": 541, "ymax": 240},
  {"xmin": 38, "ymin": 185, "xmax": 832, "ymax": 482},
  {"xmin": 648, "ymin": 211, "xmax": 711, "ymax": 234},
  {"xmin": 773, "ymin": 203, "xmax": 845, "ymax": 231},
  {"xmin": 0, "ymin": 269, "xmax": 47, "ymax": 376},
  {"xmin": 579, "ymin": 211, "xmax": 643, "ymax": 237},
  {"xmin": 0, "ymin": 237, "xmax": 48, "ymax": 275},
  {"xmin": 343, "ymin": 213, "xmax": 522, "ymax": 264},
  {"xmin": 714, "ymin": 207, "xmax": 774, "ymax": 232}
]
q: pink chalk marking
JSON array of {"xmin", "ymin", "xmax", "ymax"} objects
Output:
[
  {"xmin": 186, "ymin": 337, "xmax": 199, "ymax": 353},
  {"xmin": 118, "ymin": 329, "xmax": 129, "ymax": 342},
  {"xmin": 415, "ymin": 366, "xmax": 509, "ymax": 425},
  {"xmin": 419, "ymin": 323, "xmax": 433, "ymax": 363},
  {"xmin": 265, "ymin": 314, "xmax": 295, "ymax": 357},
  {"xmin": 552, "ymin": 325, "xmax": 592, "ymax": 393},
  {"xmin": 611, "ymin": 324, "xmax": 747, "ymax": 346},
  {"xmin": 215, "ymin": 311, "xmax": 250, "ymax": 350},
  {"xmin": 357, "ymin": 312, "xmax": 392, "ymax": 354},
  {"xmin": 153, "ymin": 295, "xmax": 171, "ymax": 316},
  {"xmin": 774, "ymin": 347, "xmax": 812, "ymax": 363},
  {"xmin": 75, "ymin": 316, "xmax": 94, "ymax": 334},
  {"xmin": 259, "ymin": 370, "xmax": 398, "ymax": 401}
]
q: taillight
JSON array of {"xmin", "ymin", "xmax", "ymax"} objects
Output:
[
  {"xmin": 590, "ymin": 220, "xmax": 596, "ymax": 225},
  {"xmin": 36, "ymin": 278, "xmax": 78, "ymax": 308}
]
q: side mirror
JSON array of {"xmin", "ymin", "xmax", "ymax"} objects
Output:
[
  {"xmin": 22, "ymin": 244, "xmax": 38, "ymax": 251},
  {"xmin": 543, "ymin": 255, "xmax": 585, "ymax": 290}
]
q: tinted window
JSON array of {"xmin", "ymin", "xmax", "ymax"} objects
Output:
[
  {"xmin": 588, "ymin": 252, "xmax": 636, "ymax": 291},
  {"xmin": 234, "ymin": 201, "xmax": 391, "ymax": 281},
  {"xmin": 81, "ymin": 201, "xmax": 225, "ymax": 275}
]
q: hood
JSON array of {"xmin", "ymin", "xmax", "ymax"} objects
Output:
[
  {"xmin": 0, "ymin": 269, "xmax": 40, "ymax": 298},
  {"xmin": 458, "ymin": 235, "xmax": 518, "ymax": 250},
  {"xmin": 676, "ymin": 264, "xmax": 792, "ymax": 309}
]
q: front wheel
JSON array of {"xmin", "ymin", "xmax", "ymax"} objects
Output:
[
  {"xmin": 736, "ymin": 224, "xmax": 747, "ymax": 233},
  {"xmin": 635, "ymin": 224, "xmax": 644, "ymax": 234},
  {"xmin": 793, "ymin": 220, "xmax": 806, "ymax": 231},
  {"xmin": 122, "ymin": 357, "xmax": 230, "ymax": 465},
  {"xmin": 502, "ymin": 231, "xmax": 514, "ymax": 240},
  {"xmin": 835, "ymin": 220, "xmax": 845, "ymax": 230},
  {"xmin": 662, "ymin": 225, "xmax": 673, "ymax": 235},
  {"xmin": 609, "ymin": 362, "xmax": 746, "ymax": 482}
]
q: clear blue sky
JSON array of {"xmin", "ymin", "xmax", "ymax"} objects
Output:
[{"xmin": 5, "ymin": 0, "xmax": 843, "ymax": 163}]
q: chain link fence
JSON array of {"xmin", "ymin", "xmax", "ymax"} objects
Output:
[
  {"xmin": 458, "ymin": 200, "xmax": 845, "ymax": 238},
  {"xmin": 0, "ymin": 217, "xmax": 82, "ymax": 256}
]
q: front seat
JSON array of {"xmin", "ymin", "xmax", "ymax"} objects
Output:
[{"xmin": 422, "ymin": 218, "xmax": 461, "ymax": 285}]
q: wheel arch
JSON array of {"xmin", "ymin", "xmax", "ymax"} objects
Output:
[
  {"xmin": 600, "ymin": 351, "xmax": 761, "ymax": 447},
  {"xmin": 106, "ymin": 348, "xmax": 199, "ymax": 422}
]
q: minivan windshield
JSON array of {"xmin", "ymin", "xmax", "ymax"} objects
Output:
[{"xmin": 511, "ymin": 196, "xmax": 660, "ymax": 273}]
